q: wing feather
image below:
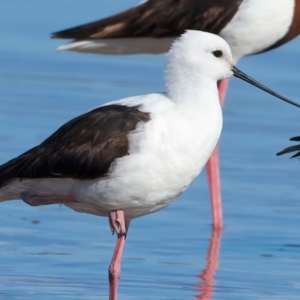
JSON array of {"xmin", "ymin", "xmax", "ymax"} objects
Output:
[
  {"xmin": 277, "ymin": 136, "xmax": 300, "ymax": 158},
  {"xmin": 0, "ymin": 105, "xmax": 150, "ymax": 187},
  {"xmin": 52, "ymin": 0, "xmax": 243, "ymax": 39}
]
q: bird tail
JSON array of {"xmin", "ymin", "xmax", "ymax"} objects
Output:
[
  {"xmin": 51, "ymin": 1, "xmax": 158, "ymax": 40},
  {"xmin": 0, "ymin": 157, "xmax": 23, "ymax": 201},
  {"xmin": 51, "ymin": 1, "xmax": 176, "ymax": 54}
]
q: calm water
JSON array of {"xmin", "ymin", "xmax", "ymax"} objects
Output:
[{"xmin": 1, "ymin": 1, "xmax": 300, "ymax": 299}]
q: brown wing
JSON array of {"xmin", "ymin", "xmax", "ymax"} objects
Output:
[
  {"xmin": 277, "ymin": 136, "xmax": 300, "ymax": 158},
  {"xmin": 52, "ymin": 0, "xmax": 243, "ymax": 40},
  {"xmin": 0, "ymin": 105, "xmax": 150, "ymax": 188}
]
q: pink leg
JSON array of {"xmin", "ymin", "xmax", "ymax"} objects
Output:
[
  {"xmin": 20, "ymin": 191, "xmax": 78, "ymax": 206},
  {"xmin": 206, "ymin": 78, "xmax": 229, "ymax": 229},
  {"xmin": 217, "ymin": 78, "xmax": 229, "ymax": 106},
  {"xmin": 108, "ymin": 210, "xmax": 129, "ymax": 300}
]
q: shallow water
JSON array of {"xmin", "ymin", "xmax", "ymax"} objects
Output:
[{"xmin": 1, "ymin": 1, "xmax": 300, "ymax": 299}]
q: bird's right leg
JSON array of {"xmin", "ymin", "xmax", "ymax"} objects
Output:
[{"xmin": 108, "ymin": 210, "xmax": 130, "ymax": 300}]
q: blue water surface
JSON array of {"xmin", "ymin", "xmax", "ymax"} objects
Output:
[{"xmin": 1, "ymin": 1, "xmax": 300, "ymax": 299}]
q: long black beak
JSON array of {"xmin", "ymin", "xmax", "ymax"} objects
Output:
[{"xmin": 232, "ymin": 66, "xmax": 300, "ymax": 109}]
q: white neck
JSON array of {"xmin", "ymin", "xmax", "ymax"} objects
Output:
[{"xmin": 165, "ymin": 64, "xmax": 221, "ymax": 114}]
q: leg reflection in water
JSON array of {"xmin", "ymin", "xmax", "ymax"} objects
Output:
[{"xmin": 196, "ymin": 228, "xmax": 223, "ymax": 300}]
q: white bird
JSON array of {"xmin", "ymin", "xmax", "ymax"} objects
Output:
[
  {"xmin": 52, "ymin": 0, "xmax": 300, "ymax": 229},
  {"xmin": 0, "ymin": 30, "xmax": 298, "ymax": 300}
]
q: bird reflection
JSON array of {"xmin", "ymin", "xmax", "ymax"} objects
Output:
[{"xmin": 195, "ymin": 228, "xmax": 222, "ymax": 300}]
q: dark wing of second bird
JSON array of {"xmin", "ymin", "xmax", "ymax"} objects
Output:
[
  {"xmin": 0, "ymin": 105, "xmax": 150, "ymax": 188},
  {"xmin": 277, "ymin": 136, "xmax": 300, "ymax": 158},
  {"xmin": 52, "ymin": 0, "xmax": 242, "ymax": 40}
]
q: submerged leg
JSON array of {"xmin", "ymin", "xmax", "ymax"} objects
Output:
[
  {"xmin": 108, "ymin": 210, "xmax": 129, "ymax": 300},
  {"xmin": 20, "ymin": 191, "xmax": 78, "ymax": 206},
  {"xmin": 206, "ymin": 78, "xmax": 229, "ymax": 229}
]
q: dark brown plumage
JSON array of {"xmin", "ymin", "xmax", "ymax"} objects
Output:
[
  {"xmin": 276, "ymin": 136, "xmax": 300, "ymax": 158},
  {"xmin": 52, "ymin": 0, "xmax": 242, "ymax": 40},
  {"xmin": 0, "ymin": 105, "xmax": 150, "ymax": 188}
]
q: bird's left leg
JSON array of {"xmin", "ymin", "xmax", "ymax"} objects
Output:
[{"xmin": 108, "ymin": 210, "xmax": 130, "ymax": 300}]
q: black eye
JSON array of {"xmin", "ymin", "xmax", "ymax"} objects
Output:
[{"xmin": 212, "ymin": 50, "xmax": 223, "ymax": 58}]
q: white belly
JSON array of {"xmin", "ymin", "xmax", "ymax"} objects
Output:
[
  {"xmin": 70, "ymin": 108, "xmax": 222, "ymax": 220},
  {"xmin": 0, "ymin": 98, "xmax": 222, "ymax": 221},
  {"xmin": 220, "ymin": 0, "xmax": 294, "ymax": 61}
]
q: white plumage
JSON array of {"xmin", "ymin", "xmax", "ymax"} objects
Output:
[
  {"xmin": 0, "ymin": 30, "xmax": 228, "ymax": 221},
  {"xmin": 219, "ymin": 0, "xmax": 294, "ymax": 62}
]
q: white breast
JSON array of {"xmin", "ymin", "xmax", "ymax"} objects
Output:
[
  {"xmin": 0, "ymin": 91, "xmax": 222, "ymax": 220},
  {"xmin": 220, "ymin": 0, "xmax": 295, "ymax": 62},
  {"xmin": 71, "ymin": 100, "xmax": 222, "ymax": 220}
]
